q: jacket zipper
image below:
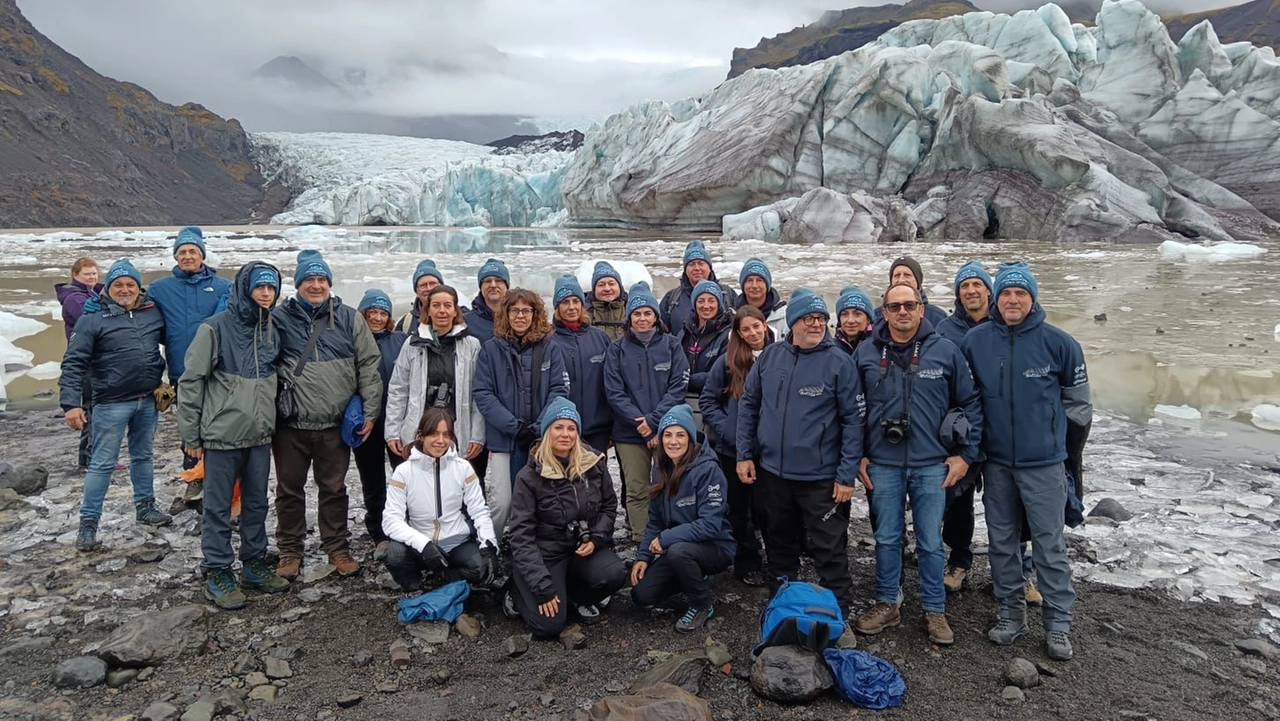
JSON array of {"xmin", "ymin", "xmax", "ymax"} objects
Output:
[
  {"xmin": 1008, "ymin": 332, "xmax": 1017, "ymax": 465},
  {"xmin": 779, "ymin": 350, "xmax": 799, "ymax": 472}
]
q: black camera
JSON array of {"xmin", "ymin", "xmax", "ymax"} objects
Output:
[
  {"xmin": 429, "ymin": 382, "xmax": 452, "ymax": 409},
  {"xmin": 566, "ymin": 519, "xmax": 591, "ymax": 545},
  {"xmin": 881, "ymin": 418, "xmax": 910, "ymax": 444}
]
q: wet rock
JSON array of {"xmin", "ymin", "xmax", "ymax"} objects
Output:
[
  {"xmin": 0, "ymin": 462, "xmax": 49, "ymax": 495},
  {"xmin": 1234, "ymin": 638, "xmax": 1277, "ymax": 660},
  {"xmin": 140, "ymin": 701, "xmax": 180, "ymax": 721},
  {"xmin": 502, "ymin": 635, "xmax": 530, "ymax": 658},
  {"xmin": 52, "ymin": 656, "xmax": 107, "ymax": 688},
  {"xmin": 1093, "ymin": 313, "xmax": 1108, "ymax": 323},
  {"xmin": 633, "ymin": 651, "xmax": 709, "ymax": 695},
  {"xmin": 454, "ymin": 614, "xmax": 482, "ymax": 639},
  {"xmin": 97, "ymin": 605, "xmax": 209, "ymax": 669},
  {"xmin": 1033, "ymin": 660, "xmax": 1059, "ymax": 678},
  {"xmin": 1004, "ymin": 658, "xmax": 1041, "ymax": 689},
  {"xmin": 1001, "ymin": 686, "xmax": 1026, "ymax": 702},
  {"xmin": 180, "ymin": 701, "xmax": 214, "ymax": 721},
  {"xmin": 351, "ymin": 650, "xmax": 373, "ymax": 667},
  {"xmin": 749, "ymin": 647, "xmax": 833, "ymax": 704},
  {"xmin": 263, "ymin": 658, "xmax": 292, "ymax": 679},
  {"xmin": 407, "ymin": 622, "xmax": 450, "ymax": 645},
  {"xmin": 704, "ymin": 638, "xmax": 732, "ymax": 667},
  {"xmin": 336, "ymin": 693, "xmax": 363, "ymax": 708},
  {"xmin": 1155, "ymin": 326, "xmax": 1165, "ymax": 334},
  {"xmin": 247, "ymin": 685, "xmax": 277, "ymax": 703},
  {"xmin": 585, "ymin": 682, "xmax": 711, "ymax": 721},
  {"xmin": 1089, "ymin": 498, "xmax": 1134, "ymax": 522},
  {"xmin": 560, "ymin": 624, "xmax": 588, "ymax": 651},
  {"xmin": 106, "ymin": 668, "xmax": 140, "ymax": 688},
  {"xmin": 389, "ymin": 640, "xmax": 412, "ymax": 668}
]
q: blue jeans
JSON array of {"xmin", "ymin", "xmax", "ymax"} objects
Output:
[
  {"xmin": 867, "ymin": 463, "xmax": 946, "ymax": 613},
  {"xmin": 81, "ymin": 398, "xmax": 157, "ymax": 521}
]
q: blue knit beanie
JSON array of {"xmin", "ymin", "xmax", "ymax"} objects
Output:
[
  {"xmin": 682, "ymin": 241, "xmax": 711, "ymax": 269},
  {"xmin": 104, "ymin": 258, "xmax": 143, "ymax": 291},
  {"xmin": 477, "ymin": 257, "xmax": 510, "ymax": 287},
  {"xmin": 658, "ymin": 404, "xmax": 697, "ymax": 440},
  {"xmin": 554, "ymin": 274, "xmax": 585, "ymax": 308},
  {"xmin": 954, "ymin": 260, "xmax": 993, "ymax": 296},
  {"xmin": 413, "ymin": 259, "xmax": 444, "ymax": 290},
  {"xmin": 250, "ymin": 265, "xmax": 281, "ymax": 293},
  {"xmin": 294, "ymin": 249, "xmax": 333, "ymax": 286},
  {"xmin": 993, "ymin": 261, "xmax": 1038, "ymax": 303},
  {"xmin": 739, "ymin": 257, "xmax": 772, "ymax": 289},
  {"xmin": 591, "ymin": 261, "xmax": 622, "ymax": 290},
  {"xmin": 785, "ymin": 288, "xmax": 829, "ymax": 328},
  {"xmin": 691, "ymin": 279, "xmax": 724, "ymax": 310},
  {"xmin": 538, "ymin": 396, "xmax": 582, "ymax": 436},
  {"xmin": 625, "ymin": 281, "xmax": 660, "ymax": 318},
  {"xmin": 836, "ymin": 285, "xmax": 874, "ymax": 319},
  {"xmin": 174, "ymin": 226, "xmax": 206, "ymax": 259},
  {"xmin": 358, "ymin": 289, "xmax": 393, "ymax": 315}
]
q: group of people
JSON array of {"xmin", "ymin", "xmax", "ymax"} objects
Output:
[{"xmin": 56, "ymin": 231, "xmax": 1091, "ymax": 661}]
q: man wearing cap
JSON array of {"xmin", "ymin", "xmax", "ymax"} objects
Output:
[
  {"xmin": 150, "ymin": 225, "xmax": 233, "ymax": 471},
  {"xmin": 659, "ymin": 241, "xmax": 737, "ymax": 333},
  {"xmin": 874, "ymin": 257, "xmax": 948, "ymax": 327},
  {"xmin": 962, "ymin": 261, "xmax": 1092, "ymax": 662},
  {"xmin": 736, "ymin": 288, "xmax": 864, "ymax": 615},
  {"xmin": 271, "ymin": 249, "xmax": 384, "ymax": 580},
  {"xmin": 464, "ymin": 257, "xmax": 509, "ymax": 343},
  {"xmin": 177, "ymin": 261, "xmax": 291, "ymax": 609},
  {"xmin": 834, "ymin": 285, "xmax": 875, "ymax": 355},
  {"xmin": 60, "ymin": 259, "xmax": 173, "ymax": 552},
  {"xmin": 735, "ymin": 257, "xmax": 787, "ymax": 339},
  {"xmin": 851, "ymin": 283, "xmax": 982, "ymax": 646},
  {"xmin": 394, "ymin": 259, "xmax": 446, "ymax": 334},
  {"xmin": 586, "ymin": 261, "xmax": 628, "ymax": 342}
]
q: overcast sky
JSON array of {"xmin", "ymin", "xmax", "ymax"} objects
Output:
[{"xmin": 20, "ymin": 0, "xmax": 1244, "ymax": 131}]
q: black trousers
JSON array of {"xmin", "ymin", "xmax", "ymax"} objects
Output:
[
  {"xmin": 512, "ymin": 548, "xmax": 627, "ymax": 639},
  {"xmin": 758, "ymin": 467, "xmax": 854, "ymax": 608},
  {"xmin": 631, "ymin": 541, "xmax": 731, "ymax": 610},
  {"xmin": 469, "ymin": 449, "xmax": 489, "ymax": 492},
  {"xmin": 942, "ymin": 465, "xmax": 981, "ymax": 570},
  {"xmin": 719, "ymin": 454, "xmax": 764, "ymax": 576},
  {"xmin": 352, "ymin": 415, "xmax": 395, "ymax": 544},
  {"xmin": 383, "ymin": 538, "xmax": 484, "ymax": 592}
]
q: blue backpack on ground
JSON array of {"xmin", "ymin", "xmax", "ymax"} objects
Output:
[
  {"xmin": 753, "ymin": 577, "xmax": 845, "ymax": 657},
  {"xmin": 822, "ymin": 648, "xmax": 906, "ymax": 709}
]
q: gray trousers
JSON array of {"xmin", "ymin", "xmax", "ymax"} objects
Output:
[
  {"xmin": 201, "ymin": 446, "xmax": 271, "ymax": 572},
  {"xmin": 983, "ymin": 461, "xmax": 1076, "ymax": 632}
]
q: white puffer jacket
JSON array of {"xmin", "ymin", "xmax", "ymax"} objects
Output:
[{"xmin": 383, "ymin": 446, "xmax": 496, "ymax": 553}]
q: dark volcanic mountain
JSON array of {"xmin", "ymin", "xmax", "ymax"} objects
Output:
[
  {"xmin": 0, "ymin": 0, "xmax": 285, "ymax": 228},
  {"xmin": 1164, "ymin": 0, "xmax": 1279, "ymax": 53}
]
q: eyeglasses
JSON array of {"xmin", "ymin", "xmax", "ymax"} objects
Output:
[
  {"xmin": 885, "ymin": 301, "xmax": 920, "ymax": 313},
  {"xmin": 799, "ymin": 315, "xmax": 827, "ymax": 327},
  {"xmin": 508, "ymin": 308, "xmax": 534, "ymax": 317}
]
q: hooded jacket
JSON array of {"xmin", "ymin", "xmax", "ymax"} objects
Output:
[
  {"xmin": 936, "ymin": 298, "xmax": 989, "ymax": 346},
  {"xmin": 736, "ymin": 336, "xmax": 865, "ymax": 484},
  {"xmin": 677, "ymin": 310, "xmax": 733, "ymax": 396},
  {"xmin": 384, "ymin": 445, "xmax": 496, "ymax": 553},
  {"xmin": 586, "ymin": 290, "xmax": 628, "ymax": 342},
  {"xmin": 603, "ymin": 326, "xmax": 690, "ymax": 445},
  {"xmin": 386, "ymin": 324, "xmax": 485, "ymax": 450},
  {"xmin": 176, "ymin": 261, "xmax": 284, "ymax": 450},
  {"xmin": 472, "ymin": 329, "xmax": 571, "ymax": 453},
  {"xmin": 835, "ymin": 328, "xmax": 872, "ymax": 356},
  {"xmin": 962, "ymin": 304, "xmax": 1092, "ymax": 468},
  {"xmin": 550, "ymin": 320, "xmax": 614, "ymax": 437},
  {"xmin": 874, "ymin": 291, "xmax": 949, "ymax": 328},
  {"xmin": 55, "ymin": 280, "xmax": 102, "ymax": 340},
  {"xmin": 272, "ymin": 294, "xmax": 384, "ymax": 431},
  {"xmin": 463, "ymin": 296, "xmax": 497, "ymax": 343},
  {"xmin": 508, "ymin": 448, "xmax": 618, "ymax": 603},
  {"xmin": 59, "ymin": 289, "xmax": 166, "ymax": 410},
  {"xmin": 636, "ymin": 439, "xmax": 736, "ymax": 564},
  {"xmin": 855, "ymin": 320, "xmax": 983, "ymax": 467},
  {"xmin": 148, "ymin": 264, "xmax": 232, "ymax": 381},
  {"xmin": 659, "ymin": 272, "xmax": 738, "ymax": 335},
  {"xmin": 371, "ymin": 328, "xmax": 408, "ymax": 400},
  {"xmin": 699, "ymin": 357, "xmax": 739, "ymax": 460},
  {"xmin": 734, "ymin": 289, "xmax": 788, "ymax": 339}
]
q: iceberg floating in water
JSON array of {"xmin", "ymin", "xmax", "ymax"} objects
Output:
[
  {"xmin": 0, "ymin": 311, "xmax": 48, "ymax": 342},
  {"xmin": 1158, "ymin": 239, "xmax": 1267, "ymax": 261},
  {"xmin": 1252, "ymin": 404, "xmax": 1280, "ymax": 432}
]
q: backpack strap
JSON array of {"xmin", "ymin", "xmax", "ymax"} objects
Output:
[{"xmin": 291, "ymin": 321, "xmax": 325, "ymax": 380}]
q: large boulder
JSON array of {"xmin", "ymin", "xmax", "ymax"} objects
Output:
[
  {"xmin": 749, "ymin": 646, "xmax": 834, "ymax": 704},
  {"xmin": 51, "ymin": 656, "xmax": 107, "ymax": 689},
  {"xmin": 96, "ymin": 605, "xmax": 209, "ymax": 669},
  {"xmin": 585, "ymin": 682, "xmax": 711, "ymax": 721},
  {"xmin": 0, "ymin": 462, "xmax": 48, "ymax": 496}
]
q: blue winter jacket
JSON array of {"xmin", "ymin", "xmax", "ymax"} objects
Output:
[
  {"xmin": 699, "ymin": 357, "xmax": 739, "ymax": 460},
  {"xmin": 59, "ymin": 291, "xmax": 166, "ymax": 410},
  {"xmin": 636, "ymin": 438, "xmax": 736, "ymax": 564},
  {"xmin": 736, "ymin": 336, "xmax": 865, "ymax": 485},
  {"xmin": 463, "ymin": 295, "xmax": 497, "ymax": 343},
  {"xmin": 855, "ymin": 321, "xmax": 983, "ymax": 467},
  {"xmin": 935, "ymin": 298, "xmax": 988, "ymax": 346},
  {"xmin": 676, "ymin": 311, "xmax": 733, "ymax": 396},
  {"xmin": 659, "ymin": 273, "xmax": 738, "ymax": 335},
  {"xmin": 472, "ymin": 333, "xmax": 571, "ymax": 453},
  {"xmin": 372, "ymin": 329, "xmax": 409, "ymax": 411},
  {"xmin": 603, "ymin": 328, "xmax": 690, "ymax": 445},
  {"xmin": 550, "ymin": 320, "xmax": 614, "ymax": 438},
  {"xmin": 962, "ymin": 305, "xmax": 1092, "ymax": 469},
  {"xmin": 148, "ymin": 265, "xmax": 231, "ymax": 381}
]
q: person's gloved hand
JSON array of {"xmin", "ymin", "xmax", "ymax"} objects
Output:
[
  {"xmin": 515, "ymin": 422, "xmax": 538, "ymax": 450},
  {"xmin": 479, "ymin": 542, "xmax": 499, "ymax": 587},
  {"xmin": 419, "ymin": 541, "xmax": 449, "ymax": 572}
]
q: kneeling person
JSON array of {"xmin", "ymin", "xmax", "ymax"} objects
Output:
[
  {"xmin": 382, "ymin": 408, "xmax": 499, "ymax": 593},
  {"xmin": 507, "ymin": 398, "xmax": 627, "ymax": 638}
]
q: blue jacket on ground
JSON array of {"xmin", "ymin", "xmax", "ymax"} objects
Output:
[
  {"xmin": 472, "ymin": 334, "xmax": 571, "ymax": 453},
  {"xmin": 637, "ymin": 438, "xmax": 736, "ymax": 564},
  {"xmin": 59, "ymin": 290, "xmax": 166, "ymax": 410},
  {"xmin": 855, "ymin": 320, "xmax": 983, "ymax": 466},
  {"xmin": 463, "ymin": 296, "xmax": 497, "ymax": 343},
  {"xmin": 603, "ymin": 328, "xmax": 690, "ymax": 445},
  {"xmin": 962, "ymin": 305, "xmax": 1092, "ymax": 468},
  {"xmin": 148, "ymin": 264, "xmax": 231, "ymax": 381},
  {"xmin": 677, "ymin": 311, "xmax": 733, "ymax": 396},
  {"xmin": 550, "ymin": 320, "xmax": 614, "ymax": 438},
  {"xmin": 699, "ymin": 357, "xmax": 740, "ymax": 460},
  {"xmin": 736, "ymin": 336, "xmax": 865, "ymax": 485},
  {"xmin": 935, "ymin": 299, "xmax": 988, "ymax": 346}
]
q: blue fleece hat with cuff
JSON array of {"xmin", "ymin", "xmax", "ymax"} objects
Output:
[
  {"xmin": 626, "ymin": 281, "xmax": 660, "ymax": 318},
  {"xmin": 413, "ymin": 259, "xmax": 444, "ymax": 289},
  {"xmin": 174, "ymin": 226, "xmax": 206, "ymax": 258},
  {"xmin": 786, "ymin": 288, "xmax": 829, "ymax": 328},
  {"xmin": 691, "ymin": 279, "xmax": 724, "ymax": 309},
  {"xmin": 250, "ymin": 266, "xmax": 281, "ymax": 293},
  {"xmin": 836, "ymin": 285, "xmax": 875, "ymax": 319},
  {"xmin": 294, "ymin": 249, "xmax": 333, "ymax": 286},
  {"xmin": 658, "ymin": 404, "xmax": 698, "ymax": 439},
  {"xmin": 104, "ymin": 258, "xmax": 143, "ymax": 291},
  {"xmin": 993, "ymin": 261, "xmax": 1038, "ymax": 303},
  {"xmin": 358, "ymin": 289, "xmax": 393, "ymax": 315},
  {"xmin": 539, "ymin": 396, "xmax": 582, "ymax": 436},
  {"xmin": 954, "ymin": 260, "xmax": 993, "ymax": 296},
  {"xmin": 739, "ymin": 257, "xmax": 772, "ymax": 288},
  {"xmin": 682, "ymin": 241, "xmax": 711, "ymax": 268},
  {"xmin": 554, "ymin": 274, "xmax": 585, "ymax": 308},
  {"xmin": 591, "ymin": 261, "xmax": 622, "ymax": 290},
  {"xmin": 477, "ymin": 258, "xmax": 510, "ymax": 287}
]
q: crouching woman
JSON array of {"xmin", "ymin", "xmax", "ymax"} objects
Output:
[
  {"xmin": 382, "ymin": 408, "xmax": 499, "ymax": 593},
  {"xmin": 507, "ymin": 397, "xmax": 627, "ymax": 638},
  {"xmin": 630, "ymin": 404, "xmax": 736, "ymax": 633}
]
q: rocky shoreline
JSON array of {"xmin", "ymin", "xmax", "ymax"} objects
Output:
[{"xmin": 1, "ymin": 408, "xmax": 1277, "ymax": 721}]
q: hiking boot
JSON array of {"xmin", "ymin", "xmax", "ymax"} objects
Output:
[
  {"xmin": 276, "ymin": 556, "xmax": 302, "ymax": 580},
  {"xmin": 943, "ymin": 565, "xmax": 968, "ymax": 593},
  {"xmin": 502, "ymin": 591, "xmax": 520, "ymax": 619},
  {"xmin": 737, "ymin": 570, "xmax": 768, "ymax": 588},
  {"xmin": 330, "ymin": 551, "xmax": 361, "ymax": 576},
  {"xmin": 75, "ymin": 519, "xmax": 101, "ymax": 552},
  {"xmin": 373, "ymin": 540, "xmax": 390, "ymax": 561},
  {"xmin": 204, "ymin": 568, "xmax": 247, "ymax": 610},
  {"xmin": 925, "ymin": 612, "xmax": 954, "ymax": 646},
  {"xmin": 987, "ymin": 618, "xmax": 1029, "ymax": 646},
  {"xmin": 135, "ymin": 499, "xmax": 173, "ymax": 527},
  {"xmin": 574, "ymin": 603, "xmax": 602, "ymax": 625},
  {"xmin": 675, "ymin": 607, "xmax": 715, "ymax": 633},
  {"xmin": 1025, "ymin": 577, "xmax": 1043, "ymax": 606},
  {"xmin": 241, "ymin": 558, "xmax": 290, "ymax": 594},
  {"xmin": 855, "ymin": 602, "xmax": 901, "ymax": 635},
  {"xmin": 183, "ymin": 480, "xmax": 204, "ymax": 504},
  {"xmin": 1045, "ymin": 630, "xmax": 1074, "ymax": 661}
]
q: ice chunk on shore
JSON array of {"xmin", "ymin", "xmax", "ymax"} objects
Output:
[
  {"xmin": 1252, "ymin": 404, "xmax": 1280, "ymax": 431},
  {"xmin": 1159, "ymin": 240, "xmax": 1267, "ymax": 262},
  {"xmin": 1154, "ymin": 404, "xmax": 1202, "ymax": 425},
  {"xmin": 0, "ymin": 311, "xmax": 48, "ymax": 342},
  {"xmin": 0, "ymin": 336, "xmax": 34, "ymax": 367}
]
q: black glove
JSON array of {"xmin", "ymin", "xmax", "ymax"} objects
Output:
[
  {"xmin": 515, "ymin": 422, "xmax": 538, "ymax": 450},
  {"xmin": 419, "ymin": 541, "xmax": 450, "ymax": 573},
  {"xmin": 1065, "ymin": 419, "xmax": 1090, "ymax": 503},
  {"xmin": 479, "ymin": 542, "xmax": 499, "ymax": 587}
]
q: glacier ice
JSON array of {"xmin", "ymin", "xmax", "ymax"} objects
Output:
[
  {"xmin": 0, "ymin": 311, "xmax": 48, "ymax": 342},
  {"xmin": 1158, "ymin": 239, "xmax": 1267, "ymax": 261},
  {"xmin": 1252, "ymin": 404, "xmax": 1280, "ymax": 431}
]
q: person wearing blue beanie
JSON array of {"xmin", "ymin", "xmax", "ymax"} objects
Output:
[
  {"xmin": 463, "ymin": 258, "xmax": 510, "ymax": 344},
  {"xmin": 587, "ymin": 261, "xmax": 628, "ymax": 342},
  {"xmin": 293, "ymin": 249, "xmax": 333, "ymax": 289},
  {"xmin": 679, "ymin": 279, "xmax": 734, "ymax": 420},
  {"xmin": 659, "ymin": 242, "xmax": 737, "ymax": 333},
  {"xmin": 103, "ymin": 258, "xmax": 143, "ymax": 294},
  {"xmin": 938, "ymin": 260, "xmax": 993, "ymax": 348},
  {"xmin": 414, "ymin": 259, "xmax": 445, "ymax": 290},
  {"xmin": 250, "ymin": 266, "xmax": 281, "ymax": 294},
  {"xmin": 625, "ymin": 281, "xmax": 661, "ymax": 319},
  {"xmin": 538, "ymin": 395, "xmax": 581, "ymax": 436},
  {"xmin": 174, "ymin": 226, "xmax": 206, "ymax": 259},
  {"xmin": 736, "ymin": 257, "xmax": 788, "ymax": 338},
  {"xmin": 658, "ymin": 403, "xmax": 697, "ymax": 440},
  {"xmin": 690, "ymin": 279, "xmax": 724, "ymax": 310},
  {"xmin": 784, "ymin": 288, "xmax": 829, "ymax": 331},
  {"xmin": 993, "ymin": 261, "xmax": 1038, "ymax": 306},
  {"xmin": 393, "ymin": 260, "xmax": 447, "ymax": 334},
  {"xmin": 591, "ymin": 261, "xmax": 622, "ymax": 289},
  {"xmin": 358, "ymin": 289, "xmax": 394, "ymax": 316},
  {"xmin": 553, "ymin": 275, "xmax": 585, "ymax": 309},
  {"xmin": 835, "ymin": 285, "xmax": 875, "ymax": 355},
  {"xmin": 353, "ymin": 287, "xmax": 407, "ymax": 562},
  {"xmin": 738, "ymin": 258, "xmax": 772, "ymax": 289}
]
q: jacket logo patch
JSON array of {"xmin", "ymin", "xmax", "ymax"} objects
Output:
[
  {"xmin": 1072, "ymin": 363, "xmax": 1088, "ymax": 385},
  {"xmin": 676, "ymin": 494, "xmax": 696, "ymax": 507},
  {"xmin": 1024, "ymin": 365, "xmax": 1051, "ymax": 378},
  {"xmin": 917, "ymin": 367, "xmax": 944, "ymax": 380},
  {"xmin": 798, "ymin": 385, "xmax": 825, "ymax": 397},
  {"xmin": 706, "ymin": 483, "xmax": 723, "ymax": 502},
  {"xmin": 203, "ymin": 287, "xmax": 214, "ymax": 292},
  {"xmin": 654, "ymin": 362, "xmax": 671, "ymax": 372},
  {"xmin": 540, "ymin": 361, "xmax": 551, "ymax": 372},
  {"xmin": 589, "ymin": 354, "xmax": 605, "ymax": 364}
]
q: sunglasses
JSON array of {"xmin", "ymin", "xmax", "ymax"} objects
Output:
[{"xmin": 886, "ymin": 301, "xmax": 921, "ymax": 313}]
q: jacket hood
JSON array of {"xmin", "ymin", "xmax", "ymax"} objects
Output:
[
  {"xmin": 949, "ymin": 298, "xmax": 991, "ymax": 329},
  {"xmin": 682, "ymin": 307, "xmax": 733, "ymax": 340},
  {"xmin": 735, "ymin": 287, "xmax": 784, "ymax": 316},
  {"xmin": 55, "ymin": 281, "xmax": 99, "ymax": 304},
  {"xmin": 469, "ymin": 294, "xmax": 496, "ymax": 321},
  {"xmin": 230, "ymin": 261, "xmax": 282, "ymax": 325},
  {"xmin": 990, "ymin": 302, "xmax": 1047, "ymax": 335}
]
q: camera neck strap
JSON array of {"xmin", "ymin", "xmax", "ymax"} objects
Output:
[{"xmin": 879, "ymin": 340, "xmax": 922, "ymax": 418}]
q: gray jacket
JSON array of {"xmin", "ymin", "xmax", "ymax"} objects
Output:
[{"xmin": 385, "ymin": 325, "xmax": 485, "ymax": 450}]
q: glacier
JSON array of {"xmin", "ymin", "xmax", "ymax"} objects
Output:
[{"xmin": 563, "ymin": 0, "xmax": 1280, "ymax": 243}]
